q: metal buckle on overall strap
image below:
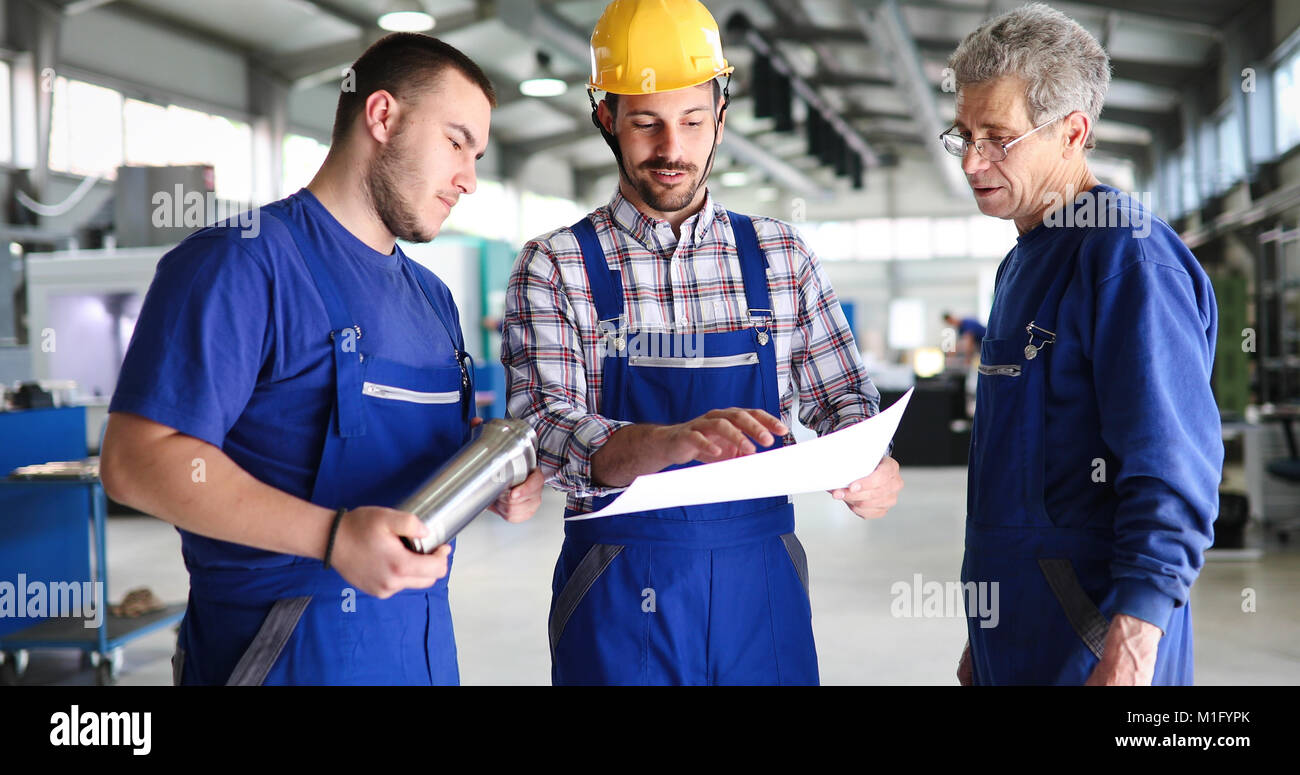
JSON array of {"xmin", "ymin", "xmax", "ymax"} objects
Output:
[
  {"xmin": 328, "ymin": 324, "xmax": 363, "ymax": 359},
  {"xmin": 599, "ymin": 315, "xmax": 627, "ymax": 353},
  {"xmin": 748, "ymin": 308, "xmax": 772, "ymax": 346},
  {"xmin": 1023, "ymin": 321, "xmax": 1055, "ymax": 360}
]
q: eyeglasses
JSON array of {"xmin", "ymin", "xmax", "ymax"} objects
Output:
[{"xmin": 939, "ymin": 117, "xmax": 1059, "ymax": 162}]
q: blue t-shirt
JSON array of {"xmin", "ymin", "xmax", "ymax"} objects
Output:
[
  {"xmin": 980, "ymin": 184, "xmax": 1221, "ymax": 631},
  {"xmin": 110, "ymin": 189, "xmax": 464, "ymax": 570}
]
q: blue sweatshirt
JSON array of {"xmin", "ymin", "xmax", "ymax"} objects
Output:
[{"xmin": 983, "ymin": 185, "xmax": 1222, "ymax": 632}]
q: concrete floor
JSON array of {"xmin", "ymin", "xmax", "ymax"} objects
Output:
[{"xmin": 13, "ymin": 467, "xmax": 1300, "ymax": 685}]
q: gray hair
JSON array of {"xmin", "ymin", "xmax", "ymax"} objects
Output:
[{"xmin": 947, "ymin": 3, "xmax": 1111, "ymax": 150}]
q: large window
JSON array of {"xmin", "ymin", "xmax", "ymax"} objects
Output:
[
  {"xmin": 929, "ymin": 216, "xmax": 970, "ymax": 258},
  {"xmin": 123, "ymin": 99, "xmax": 253, "ymax": 201},
  {"xmin": 893, "ymin": 218, "xmax": 934, "ymax": 260},
  {"xmin": 799, "ymin": 215, "xmax": 1016, "ymax": 261},
  {"xmin": 1179, "ymin": 145, "xmax": 1198, "ymax": 215},
  {"xmin": 855, "ymin": 219, "xmax": 893, "ymax": 260},
  {"xmin": 49, "ymin": 78, "xmax": 254, "ymax": 201},
  {"xmin": 122, "ymin": 98, "xmax": 168, "ymax": 166},
  {"xmin": 282, "ymin": 133, "xmax": 329, "ymax": 193},
  {"xmin": 966, "ymin": 216, "xmax": 1017, "ymax": 258},
  {"xmin": 520, "ymin": 191, "xmax": 583, "ymax": 247},
  {"xmin": 1276, "ymin": 43, "xmax": 1300, "ymax": 154},
  {"xmin": 1157, "ymin": 152, "xmax": 1182, "ymax": 219},
  {"xmin": 0, "ymin": 60, "xmax": 11, "ymax": 165},
  {"xmin": 48, "ymin": 77, "xmax": 123, "ymax": 179},
  {"xmin": 1198, "ymin": 120, "xmax": 1217, "ymax": 198},
  {"xmin": 802, "ymin": 220, "xmax": 858, "ymax": 261},
  {"xmin": 1216, "ymin": 110, "xmax": 1245, "ymax": 193},
  {"xmin": 1091, "ymin": 156, "xmax": 1137, "ymax": 194},
  {"xmin": 443, "ymin": 178, "xmax": 516, "ymax": 242}
]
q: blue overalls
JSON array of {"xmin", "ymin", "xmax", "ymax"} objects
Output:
[
  {"xmin": 962, "ymin": 236, "xmax": 1193, "ymax": 685},
  {"xmin": 547, "ymin": 213, "xmax": 818, "ymax": 686},
  {"xmin": 175, "ymin": 212, "xmax": 473, "ymax": 686}
]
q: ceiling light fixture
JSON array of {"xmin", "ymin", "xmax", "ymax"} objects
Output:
[
  {"xmin": 378, "ymin": 2, "xmax": 435, "ymax": 32},
  {"xmin": 519, "ymin": 51, "xmax": 568, "ymax": 98}
]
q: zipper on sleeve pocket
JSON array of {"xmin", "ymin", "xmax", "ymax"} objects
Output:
[{"xmin": 977, "ymin": 363, "xmax": 1022, "ymax": 377}]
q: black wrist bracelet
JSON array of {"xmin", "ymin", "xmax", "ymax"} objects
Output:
[{"xmin": 322, "ymin": 507, "xmax": 346, "ymax": 569}]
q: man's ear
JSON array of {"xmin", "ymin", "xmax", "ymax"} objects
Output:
[
  {"xmin": 364, "ymin": 89, "xmax": 401, "ymax": 143},
  {"xmin": 596, "ymin": 99, "xmax": 616, "ymax": 135},
  {"xmin": 1061, "ymin": 110, "xmax": 1090, "ymax": 157}
]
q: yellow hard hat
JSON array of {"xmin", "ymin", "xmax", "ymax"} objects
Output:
[{"xmin": 588, "ymin": 0, "xmax": 734, "ymax": 95}]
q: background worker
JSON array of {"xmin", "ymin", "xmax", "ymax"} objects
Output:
[{"xmin": 943, "ymin": 311, "xmax": 987, "ymax": 366}]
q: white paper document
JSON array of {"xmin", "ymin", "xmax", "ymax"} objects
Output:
[{"xmin": 567, "ymin": 388, "xmax": 913, "ymax": 521}]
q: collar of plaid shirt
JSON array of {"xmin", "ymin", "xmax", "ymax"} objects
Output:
[{"xmin": 606, "ymin": 188, "xmax": 721, "ymax": 255}]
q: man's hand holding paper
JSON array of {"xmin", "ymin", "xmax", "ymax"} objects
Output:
[
  {"xmin": 570, "ymin": 389, "xmax": 913, "ymax": 521},
  {"xmin": 830, "ymin": 454, "xmax": 903, "ymax": 520}
]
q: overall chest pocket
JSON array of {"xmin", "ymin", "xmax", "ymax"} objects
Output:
[
  {"xmin": 969, "ymin": 337, "xmax": 1041, "ymax": 526},
  {"xmin": 349, "ymin": 355, "xmax": 468, "ymax": 508},
  {"xmin": 978, "ymin": 336, "xmax": 1026, "ymax": 377}
]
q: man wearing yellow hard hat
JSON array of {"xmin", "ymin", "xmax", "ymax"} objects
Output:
[{"xmin": 503, "ymin": 0, "xmax": 903, "ymax": 685}]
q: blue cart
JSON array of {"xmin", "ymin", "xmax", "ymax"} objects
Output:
[
  {"xmin": 0, "ymin": 407, "xmax": 184, "ymax": 685},
  {"xmin": 0, "ymin": 475, "xmax": 185, "ymax": 685}
]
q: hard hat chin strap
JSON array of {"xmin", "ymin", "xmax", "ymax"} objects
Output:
[
  {"xmin": 588, "ymin": 88, "xmax": 629, "ymax": 184},
  {"xmin": 589, "ymin": 75, "xmax": 732, "ymax": 192},
  {"xmin": 699, "ymin": 74, "xmax": 732, "ymax": 193}
]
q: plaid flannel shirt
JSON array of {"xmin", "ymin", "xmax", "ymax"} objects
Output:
[{"xmin": 502, "ymin": 189, "xmax": 879, "ymax": 514}]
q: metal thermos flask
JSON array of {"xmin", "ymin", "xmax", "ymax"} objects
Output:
[{"xmin": 399, "ymin": 418, "xmax": 538, "ymax": 554}]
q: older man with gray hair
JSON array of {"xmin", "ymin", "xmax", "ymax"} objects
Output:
[{"xmin": 943, "ymin": 3, "xmax": 1221, "ymax": 685}]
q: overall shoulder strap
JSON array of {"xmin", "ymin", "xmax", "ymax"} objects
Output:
[
  {"xmin": 571, "ymin": 217, "xmax": 624, "ymax": 324},
  {"xmin": 407, "ymin": 259, "xmax": 465, "ymax": 352},
  {"xmin": 265, "ymin": 209, "xmax": 356, "ymax": 334},
  {"xmin": 407, "ymin": 262, "xmax": 473, "ymax": 424},
  {"xmin": 264, "ymin": 208, "xmax": 365, "ymax": 437},
  {"xmin": 726, "ymin": 211, "xmax": 772, "ymax": 314}
]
